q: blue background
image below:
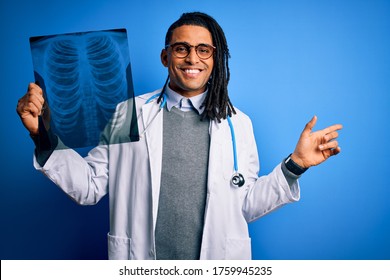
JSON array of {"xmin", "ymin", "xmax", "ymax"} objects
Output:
[{"xmin": 1, "ymin": 0, "xmax": 389, "ymax": 259}]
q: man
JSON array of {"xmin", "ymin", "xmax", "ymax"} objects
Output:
[{"xmin": 16, "ymin": 12, "xmax": 342, "ymax": 260}]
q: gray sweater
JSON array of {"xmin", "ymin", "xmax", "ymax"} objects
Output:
[{"xmin": 155, "ymin": 107, "xmax": 210, "ymax": 260}]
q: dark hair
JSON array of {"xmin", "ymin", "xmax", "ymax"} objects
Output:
[{"xmin": 159, "ymin": 12, "xmax": 236, "ymax": 121}]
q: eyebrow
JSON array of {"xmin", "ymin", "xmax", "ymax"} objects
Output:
[{"xmin": 170, "ymin": 41, "xmax": 211, "ymax": 46}]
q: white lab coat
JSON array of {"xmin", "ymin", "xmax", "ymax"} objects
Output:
[{"xmin": 34, "ymin": 90, "xmax": 300, "ymax": 260}]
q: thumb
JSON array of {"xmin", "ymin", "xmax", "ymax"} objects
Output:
[{"xmin": 302, "ymin": 115, "xmax": 317, "ymax": 136}]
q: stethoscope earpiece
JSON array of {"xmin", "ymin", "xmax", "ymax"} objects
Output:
[{"xmin": 231, "ymin": 173, "xmax": 245, "ymax": 187}]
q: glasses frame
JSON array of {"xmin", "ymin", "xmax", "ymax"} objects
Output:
[{"xmin": 165, "ymin": 42, "xmax": 216, "ymax": 60}]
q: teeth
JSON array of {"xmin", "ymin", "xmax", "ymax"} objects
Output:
[{"xmin": 184, "ymin": 69, "xmax": 200, "ymax": 74}]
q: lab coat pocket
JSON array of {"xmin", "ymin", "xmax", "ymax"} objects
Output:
[
  {"xmin": 107, "ymin": 233, "xmax": 131, "ymax": 260},
  {"xmin": 225, "ymin": 237, "xmax": 252, "ymax": 260}
]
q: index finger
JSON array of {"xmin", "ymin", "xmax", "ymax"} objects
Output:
[
  {"xmin": 322, "ymin": 124, "xmax": 343, "ymax": 135},
  {"xmin": 27, "ymin": 82, "xmax": 43, "ymax": 96},
  {"xmin": 27, "ymin": 82, "xmax": 45, "ymax": 104}
]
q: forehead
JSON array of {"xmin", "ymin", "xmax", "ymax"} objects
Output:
[{"xmin": 170, "ymin": 25, "xmax": 213, "ymax": 45}]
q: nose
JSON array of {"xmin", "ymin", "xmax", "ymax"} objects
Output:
[{"xmin": 184, "ymin": 47, "xmax": 199, "ymax": 64}]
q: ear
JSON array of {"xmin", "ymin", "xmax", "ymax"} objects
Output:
[{"xmin": 160, "ymin": 49, "xmax": 168, "ymax": 67}]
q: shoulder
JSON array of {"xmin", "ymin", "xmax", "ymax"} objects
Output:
[
  {"xmin": 231, "ymin": 107, "xmax": 253, "ymax": 127},
  {"xmin": 135, "ymin": 89, "xmax": 163, "ymax": 106},
  {"xmin": 114, "ymin": 89, "xmax": 162, "ymax": 112},
  {"xmin": 227, "ymin": 107, "xmax": 256, "ymax": 141}
]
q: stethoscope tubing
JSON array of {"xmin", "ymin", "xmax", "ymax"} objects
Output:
[{"xmin": 227, "ymin": 115, "xmax": 238, "ymax": 172}]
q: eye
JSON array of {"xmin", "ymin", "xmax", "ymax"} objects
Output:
[
  {"xmin": 197, "ymin": 45, "xmax": 211, "ymax": 54},
  {"xmin": 173, "ymin": 44, "xmax": 188, "ymax": 54}
]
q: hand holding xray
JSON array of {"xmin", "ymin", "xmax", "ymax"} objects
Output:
[{"xmin": 17, "ymin": 82, "xmax": 50, "ymax": 135}]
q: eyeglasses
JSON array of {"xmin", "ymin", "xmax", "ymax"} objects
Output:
[{"xmin": 165, "ymin": 42, "xmax": 216, "ymax": 60}]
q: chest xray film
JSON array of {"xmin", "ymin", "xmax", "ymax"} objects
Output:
[{"xmin": 30, "ymin": 29, "xmax": 139, "ymax": 149}]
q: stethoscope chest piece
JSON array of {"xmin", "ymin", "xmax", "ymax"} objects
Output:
[{"xmin": 231, "ymin": 172, "xmax": 245, "ymax": 187}]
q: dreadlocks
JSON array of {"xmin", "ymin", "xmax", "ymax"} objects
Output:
[{"xmin": 158, "ymin": 12, "xmax": 236, "ymax": 122}]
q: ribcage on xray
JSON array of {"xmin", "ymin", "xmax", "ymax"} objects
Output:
[{"xmin": 44, "ymin": 34, "xmax": 128, "ymax": 147}]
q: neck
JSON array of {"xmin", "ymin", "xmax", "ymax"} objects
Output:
[{"xmin": 168, "ymin": 83, "xmax": 206, "ymax": 98}]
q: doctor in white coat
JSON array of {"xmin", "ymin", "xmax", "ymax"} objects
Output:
[{"xmin": 16, "ymin": 12, "xmax": 343, "ymax": 260}]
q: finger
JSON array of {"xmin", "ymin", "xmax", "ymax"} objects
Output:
[
  {"xmin": 319, "ymin": 140, "xmax": 339, "ymax": 151},
  {"xmin": 16, "ymin": 98, "xmax": 23, "ymax": 114},
  {"xmin": 28, "ymin": 95, "xmax": 44, "ymax": 114},
  {"xmin": 20, "ymin": 101, "xmax": 40, "ymax": 118},
  {"xmin": 28, "ymin": 85, "xmax": 44, "ymax": 101},
  {"xmin": 324, "ymin": 131, "xmax": 339, "ymax": 142},
  {"xmin": 16, "ymin": 95, "xmax": 30, "ymax": 114},
  {"xmin": 27, "ymin": 83, "xmax": 45, "ymax": 105},
  {"xmin": 18, "ymin": 91, "xmax": 41, "ymax": 111},
  {"xmin": 321, "ymin": 146, "xmax": 341, "ymax": 159},
  {"xmin": 29, "ymin": 89, "xmax": 44, "ymax": 104},
  {"xmin": 26, "ymin": 92, "xmax": 44, "ymax": 111},
  {"xmin": 17, "ymin": 92, "xmax": 43, "ymax": 116},
  {"xmin": 332, "ymin": 146, "xmax": 341, "ymax": 156},
  {"xmin": 29, "ymin": 102, "xmax": 41, "ymax": 118},
  {"xmin": 27, "ymin": 82, "xmax": 43, "ymax": 96},
  {"xmin": 302, "ymin": 115, "xmax": 317, "ymax": 136},
  {"xmin": 322, "ymin": 124, "xmax": 343, "ymax": 135}
]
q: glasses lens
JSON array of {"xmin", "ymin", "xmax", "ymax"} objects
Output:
[
  {"xmin": 196, "ymin": 44, "xmax": 214, "ymax": 59},
  {"xmin": 172, "ymin": 44, "xmax": 189, "ymax": 58}
]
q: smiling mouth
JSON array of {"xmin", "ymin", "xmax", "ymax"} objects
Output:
[{"xmin": 183, "ymin": 69, "xmax": 201, "ymax": 74}]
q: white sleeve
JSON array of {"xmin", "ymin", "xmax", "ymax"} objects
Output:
[{"xmin": 34, "ymin": 139, "xmax": 109, "ymax": 205}]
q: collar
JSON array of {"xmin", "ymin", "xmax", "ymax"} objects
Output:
[{"xmin": 165, "ymin": 85, "xmax": 207, "ymax": 115}]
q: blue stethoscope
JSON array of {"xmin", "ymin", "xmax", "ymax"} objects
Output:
[{"xmin": 142, "ymin": 92, "xmax": 245, "ymax": 188}]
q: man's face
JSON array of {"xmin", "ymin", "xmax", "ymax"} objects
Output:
[{"xmin": 161, "ymin": 25, "xmax": 214, "ymax": 98}]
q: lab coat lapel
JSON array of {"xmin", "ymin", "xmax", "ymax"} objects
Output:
[
  {"xmin": 207, "ymin": 119, "xmax": 228, "ymax": 194},
  {"xmin": 141, "ymin": 102, "xmax": 163, "ymax": 231},
  {"xmin": 208, "ymin": 117, "xmax": 236, "ymax": 193}
]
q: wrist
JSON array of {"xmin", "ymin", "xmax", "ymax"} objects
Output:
[
  {"xmin": 290, "ymin": 153, "xmax": 305, "ymax": 168},
  {"xmin": 284, "ymin": 153, "xmax": 308, "ymax": 176}
]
